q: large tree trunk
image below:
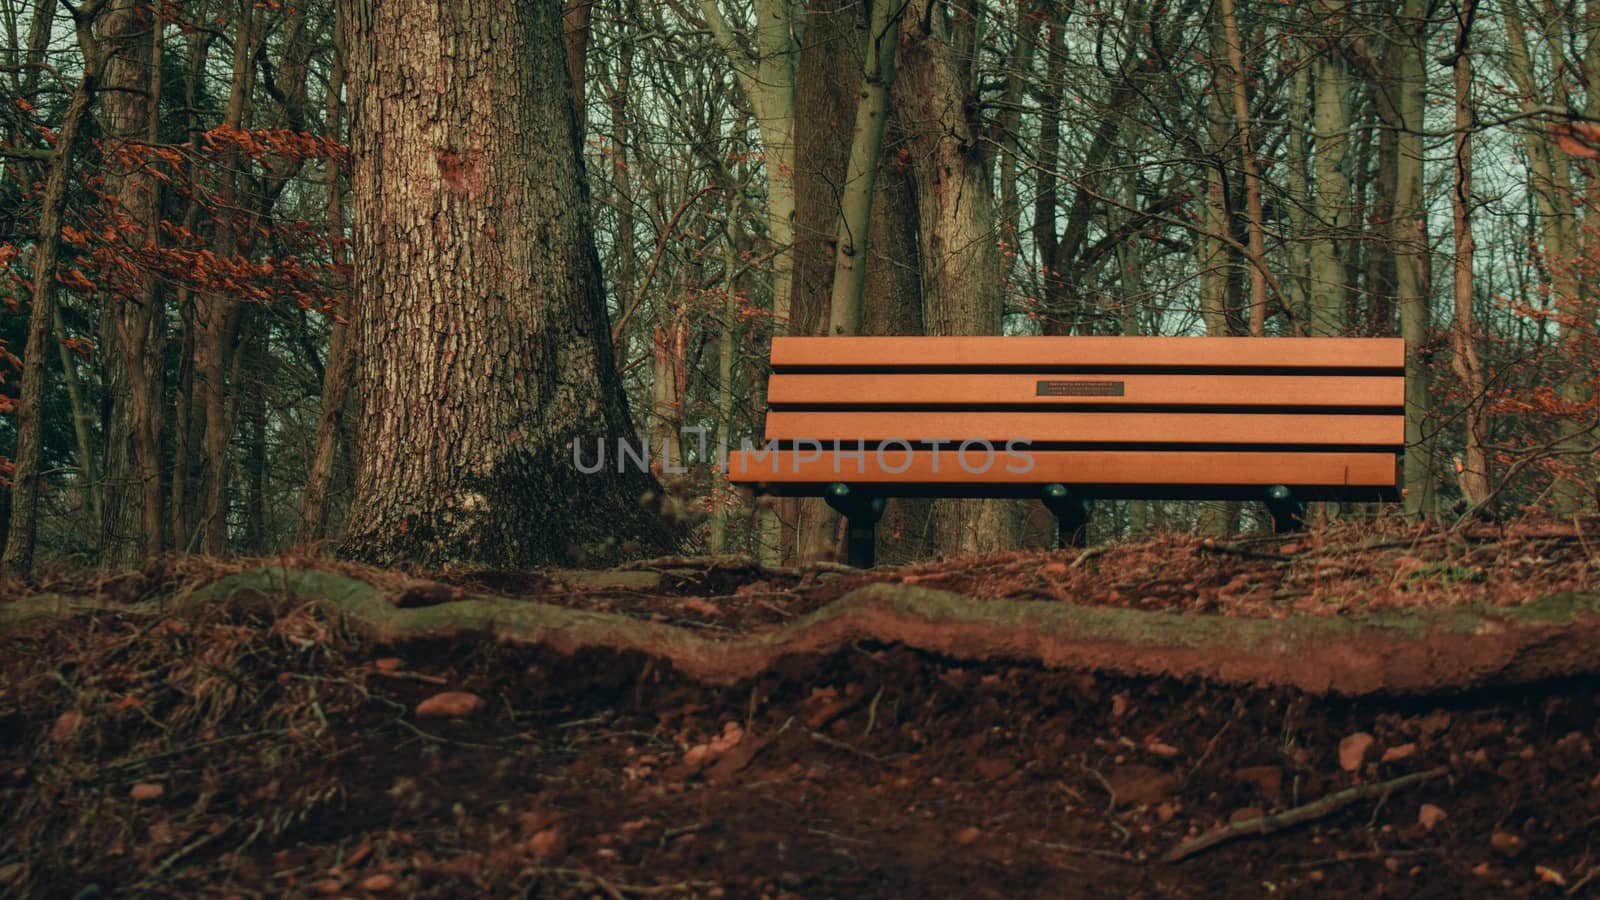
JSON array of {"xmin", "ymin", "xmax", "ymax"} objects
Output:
[
  {"xmin": 896, "ymin": 0, "xmax": 1016, "ymax": 557},
  {"xmin": 336, "ymin": 0, "xmax": 673, "ymax": 567}
]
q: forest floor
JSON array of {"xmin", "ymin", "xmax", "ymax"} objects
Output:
[{"xmin": 2, "ymin": 518, "xmax": 1599, "ymax": 898}]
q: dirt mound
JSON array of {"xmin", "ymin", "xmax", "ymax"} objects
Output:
[
  {"xmin": 2, "ymin": 521, "xmax": 1598, "ymax": 896},
  {"xmin": 1, "ymin": 603, "xmax": 1597, "ymax": 898}
]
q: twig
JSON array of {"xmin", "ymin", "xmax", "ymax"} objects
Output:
[
  {"xmin": 1163, "ymin": 767, "xmax": 1448, "ymax": 863},
  {"xmin": 1568, "ymin": 863, "xmax": 1600, "ymax": 896},
  {"xmin": 1026, "ymin": 838, "xmax": 1143, "ymax": 863}
]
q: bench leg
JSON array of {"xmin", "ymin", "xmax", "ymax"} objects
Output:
[
  {"xmin": 1264, "ymin": 485, "xmax": 1306, "ymax": 534},
  {"xmin": 1042, "ymin": 484, "xmax": 1092, "ymax": 549},
  {"xmin": 824, "ymin": 483, "xmax": 886, "ymax": 568}
]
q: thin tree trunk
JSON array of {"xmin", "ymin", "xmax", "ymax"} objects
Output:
[
  {"xmin": 297, "ymin": 5, "xmax": 351, "ymax": 544},
  {"xmin": 3, "ymin": 3, "xmax": 109, "ymax": 577},
  {"xmin": 1390, "ymin": 0, "xmax": 1435, "ymax": 516},
  {"xmin": 1505, "ymin": 1, "xmax": 1590, "ymax": 512},
  {"xmin": 1449, "ymin": 0, "xmax": 1489, "ymax": 508},
  {"xmin": 52, "ymin": 302, "xmax": 100, "ymax": 531},
  {"xmin": 697, "ymin": 0, "xmax": 803, "ymax": 564},
  {"xmin": 1309, "ymin": 2, "xmax": 1350, "ymax": 338},
  {"xmin": 827, "ymin": 0, "xmax": 902, "ymax": 336},
  {"xmin": 1218, "ymin": 0, "xmax": 1266, "ymax": 335},
  {"xmin": 197, "ymin": 1, "xmax": 257, "ymax": 555},
  {"xmin": 563, "ymin": 0, "xmax": 592, "ymax": 124}
]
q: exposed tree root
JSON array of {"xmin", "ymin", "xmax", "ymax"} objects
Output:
[{"xmin": 5, "ymin": 566, "xmax": 1600, "ymax": 696}]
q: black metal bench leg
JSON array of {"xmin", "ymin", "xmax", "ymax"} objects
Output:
[
  {"xmin": 1264, "ymin": 485, "xmax": 1306, "ymax": 534},
  {"xmin": 825, "ymin": 483, "xmax": 886, "ymax": 568},
  {"xmin": 1042, "ymin": 484, "xmax": 1092, "ymax": 549}
]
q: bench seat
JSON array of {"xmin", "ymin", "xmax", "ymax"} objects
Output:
[{"xmin": 729, "ymin": 336, "xmax": 1405, "ymax": 564}]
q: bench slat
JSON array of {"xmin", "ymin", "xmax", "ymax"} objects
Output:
[
  {"xmin": 763, "ymin": 411, "xmax": 1405, "ymax": 447},
  {"xmin": 727, "ymin": 449, "xmax": 1398, "ymax": 489},
  {"xmin": 771, "ymin": 336, "xmax": 1405, "ymax": 371},
  {"xmin": 768, "ymin": 373, "xmax": 1403, "ymax": 408}
]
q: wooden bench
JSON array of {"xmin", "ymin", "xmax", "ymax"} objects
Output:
[{"xmin": 727, "ymin": 336, "xmax": 1405, "ymax": 566}]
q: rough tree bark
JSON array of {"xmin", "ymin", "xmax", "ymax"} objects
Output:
[
  {"xmin": 335, "ymin": 0, "xmax": 674, "ymax": 567},
  {"xmin": 895, "ymin": 0, "xmax": 1017, "ymax": 557},
  {"xmin": 98, "ymin": 0, "xmax": 165, "ymax": 563}
]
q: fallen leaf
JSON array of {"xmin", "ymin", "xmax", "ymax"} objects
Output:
[
  {"xmin": 415, "ymin": 691, "xmax": 483, "ymax": 719},
  {"xmin": 1536, "ymin": 865, "xmax": 1566, "ymax": 887},
  {"xmin": 529, "ymin": 827, "xmax": 565, "ymax": 859},
  {"xmin": 374, "ymin": 657, "xmax": 404, "ymax": 672},
  {"xmin": 50, "ymin": 710, "xmax": 83, "ymax": 743},
  {"xmin": 130, "ymin": 783, "xmax": 164, "ymax": 802},
  {"xmin": 1339, "ymin": 732, "xmax": 1375, "ymax": 772},
  {"xmin": 1145, "ymin": 741, "xmax": 1181, "ymax": 759},
  {"xmin": 1417, "ymin": 803, "xmax": 1447, "ymax": 831},
  {"xmin": 360, "ymin": 873, "xmax": 396, "ymax": 892},
  {"xmin": 1381, "ymin": 743, "xmax": 1417, "ymax": 763},
  {"xmin": 1490, "ymin": 831, "xmax": 1524, "ymax": 858}
]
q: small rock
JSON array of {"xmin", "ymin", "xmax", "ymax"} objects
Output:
[
  {"xmin": 130, "ymin": 783, "xmax": 164, "ymax": 802},
  {"xmin": 955, "ymin": 826, "xmax": 981, "ymax": 845},
  {"xmin": 529, "ymin": 827, "xmax": 565, "ymax": 860},
  {"xmin": 1490, "ymin": 831, "xmax": 1524, "ymax": 858},
  {"xmin": 1417, "ymin": 804, "xmax": 1447, "ymax": 831},
  {"xmin": 1339, "ymin": 732, "xmax": 1375, "ymax": 772},
  {"xmin": 415, "ymin": 691, "xmax": 483, "ymax": 719},
  {"xmin": 359, "ymin": 873, "xmax": 396, "ymax": 892},
  {"xmin": 50, "ymin": 710, "xmax": 84, "ymax": 743},
  {"xmin": 1382, "ymin": 743, "xmax": 1418, "ymax": 763}
]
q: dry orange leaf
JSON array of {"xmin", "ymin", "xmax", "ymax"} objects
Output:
[{"xmin": 415, "ymin": 691, "xmax": 484, "ymax": 719}]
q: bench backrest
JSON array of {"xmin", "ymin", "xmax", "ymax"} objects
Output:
[{"xmin": 764, "ymin": 336, "xmax": 1404, "ymax": 451}]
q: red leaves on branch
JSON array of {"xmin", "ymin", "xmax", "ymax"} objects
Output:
[{"xmin": 1549, "ymin": 121, "xmax": 1600, "ymax": 160}]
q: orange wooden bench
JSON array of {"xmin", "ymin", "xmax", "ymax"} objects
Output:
[{"xmin": 727, "ymin": 336, "xmax": 1405, "ymax": 566}]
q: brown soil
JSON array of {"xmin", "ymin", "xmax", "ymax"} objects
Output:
[{"xmin": 1, "ymin": 521, "xmax": 1598, "ymax": 898}]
